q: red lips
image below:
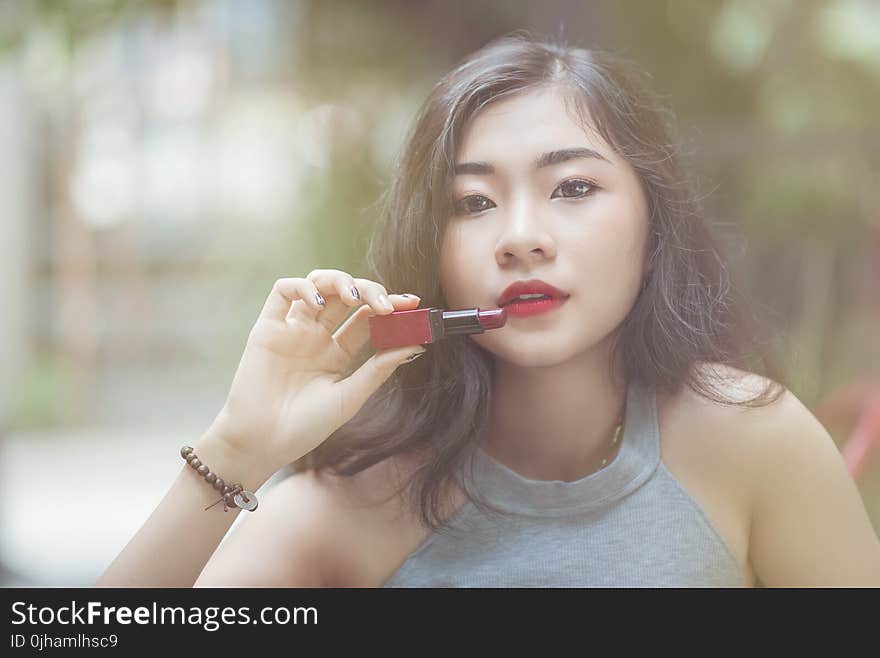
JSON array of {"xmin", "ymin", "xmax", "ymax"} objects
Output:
[{"xmin": 497, "ymin": 279, "xmax": 570, "ymax": 307}]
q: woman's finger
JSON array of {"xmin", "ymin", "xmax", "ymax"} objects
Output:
[
  {"xmin": 258, "ymin": 277, "xmax": 326, "ymax": 322},
  {"xmin": 301, "ymin": 271, "xmax": 402, "ymax": 335},
  {"xmin": 300, "ymin": 270, "xmax": 372, "ymax": 332}
]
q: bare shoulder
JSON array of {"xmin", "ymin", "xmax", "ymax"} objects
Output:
[
  {"xmin": 665, "ymin": 361, "xmax": 823, "ymax": 497},
  {"xmin": 301, "ymin": 449, "xmax": 472, "ymax": 586},
  {"xmin": 682, "ymin": 366, "xmax": 880, "ymax": 585},
  {"xmin": 666, "ymin": 362, "xmax": 789, "ymax": 427},
  {"xmin": 656, "ymin": 361, "xmax": 791, "ymax": 501},
  {"xmin": 653, "ymin": 362, "xmax": 853, "ymax": 587},
  {"xmin": 295, "ymin": 451, "xmax": 428, "ymax": 586}
]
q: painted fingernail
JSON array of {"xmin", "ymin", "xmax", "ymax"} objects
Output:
[
  {"xmin": 401, "ymin": 294, "xmax": 410, "ymax": 298},
  {"xmin": 350, "ymin": 286, "xmax": 360, "ymax": 300},
  {"xmin": 405, "ymin": 350, "xmax": 426, "ymax": 361},
  {"xmin": 315, "ymin": 293, "xmax": 325, "ymax": 306}
]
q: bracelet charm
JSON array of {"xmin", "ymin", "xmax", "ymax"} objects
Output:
[
  {"xmin": 234, "ymin": 491, "xmax": 259, "ymax": 511},
  {"xmin": 180, "ymin": 445, "xmax": 259, "ymax": 512}
]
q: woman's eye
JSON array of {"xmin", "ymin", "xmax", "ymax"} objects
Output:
[
  {"xmin": 454, "ymin": 195, "xmax": 494, "ymax": 215},
  {"xmin": 552, "ymin": 178, "xmax": 599, "ymax": 199},
  {"xmin": 453, "ymin": 179, "xmax": 599, "ymax": 216}
]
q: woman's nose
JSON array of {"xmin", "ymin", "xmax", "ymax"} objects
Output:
[{"xmin": 495, "ymin": 210, "xmax": 556, "ymax": 262}]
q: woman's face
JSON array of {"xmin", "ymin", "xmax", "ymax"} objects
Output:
[{"xmin": 438, "ymin": 86, "xmax": 651, "ymax": 366}]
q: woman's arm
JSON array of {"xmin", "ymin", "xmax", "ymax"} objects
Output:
[
  {"xmin": 95, "ymin": 274, "xmax": 423, "ymax": 588},
  {"xmin": 748, "ymin": 389, "xmax": 880, "ymax": 587},
  {"xmin": 193, "ymin": 468, "xmax": 337, "ymax": 587},
  {"xmin": 94, "ymin": 430, "xmax": 277, "ymax": 588}
]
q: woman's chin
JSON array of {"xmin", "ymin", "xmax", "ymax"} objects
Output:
[{"xmin": 476, "ymin": 339, "xmax": 583, "ymax": 368}]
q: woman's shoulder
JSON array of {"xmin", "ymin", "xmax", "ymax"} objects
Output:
[
  {"xmin": 293, "ymin": 450, "xmax": 433, "ymax": 586},
  {"xmin": 657, "ymin": 360, "xmax": 778, "ymax": 429},
  {"xmin": 665, "ymin": 361, "xmax": 815, "ymax": 499},
  {"xmin": 684, "ymin": 361, "xmax": 834, "ymax": 462},
  {"xmin": 663, "ymin": 361, "xmax": 795, "ymax": 450},
  {"xmin": 656, "ymin": 361, "xmax": 796, "ymax": 485}
]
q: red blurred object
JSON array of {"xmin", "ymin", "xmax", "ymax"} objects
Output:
[{"xmin": 812, "ymin": 380, "xmax": 880, "ymax": 482}]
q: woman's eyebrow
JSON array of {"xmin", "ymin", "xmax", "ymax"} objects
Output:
[{"xmin": 453, "ymin": 146, "xmax": 613, "ymax": 177}]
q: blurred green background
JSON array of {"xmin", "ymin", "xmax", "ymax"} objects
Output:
[{"xmin": 0, "ymin": 0, "xmax": 877, "ymax": 585}]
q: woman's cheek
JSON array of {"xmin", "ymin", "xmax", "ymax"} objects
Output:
[
  {"xmin": 438, "ymin": 232, "xmax": 469, "ymax": 306},
  {"xmin": 440, "ymin": 226, "xmax": 485, "ymax": 304}
]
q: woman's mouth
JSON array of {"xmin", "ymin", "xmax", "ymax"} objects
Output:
[{"xmin": 502, "ymin": 296, "xmax": 568, "ymax": 318}]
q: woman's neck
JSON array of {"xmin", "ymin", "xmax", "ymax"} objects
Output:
[{"xmin": 483, "ymin": 335, "xmax": 627, "ymax": 481}]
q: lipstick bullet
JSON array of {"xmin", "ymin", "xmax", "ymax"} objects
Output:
[{"xmin": 369, "ymin": 306, "xmax": 507, "ymax": 351}]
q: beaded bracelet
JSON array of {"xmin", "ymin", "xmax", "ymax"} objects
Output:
[{"xmin": 180, "ymin": 446, "xmax": 259, "ymax": 512}]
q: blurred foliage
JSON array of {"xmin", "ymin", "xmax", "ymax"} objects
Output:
[
  {"xmin": 0, "ymin": 0, "xmax": 877, "ymax": 421},
  {"xmin": 6, "ymin": 349, "xmax": 75, "ymax": 430}
]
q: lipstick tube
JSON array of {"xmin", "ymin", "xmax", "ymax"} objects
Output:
[{"xmin": 368, "ymin": 306, "xmax": 507, "ymax": 351}]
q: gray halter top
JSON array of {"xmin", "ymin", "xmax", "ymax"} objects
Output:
[{"xmin": 382, "ymin": 378, "xmax": 744, "ymax": 587}]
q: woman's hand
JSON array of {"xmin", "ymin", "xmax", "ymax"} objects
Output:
[{"xmin": 201, "ymin": 269, "xmax": 425, "ymax": 479}]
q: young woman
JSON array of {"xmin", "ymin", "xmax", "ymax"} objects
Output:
[{"xmin": 96, "ymin": 31, "xmax": 880, "ymax": 588}]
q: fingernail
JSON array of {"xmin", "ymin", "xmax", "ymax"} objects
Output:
[
  {"xmin": 350, "ymin": 286, "xmax": 360, "ymax": 300},
  {"xmin": 315, "ymin": 293, "xmax": 325, "ymax": 306},
  {"xmin": 405, "ymin": 350, "xmax": 426, "ymax": 361}
]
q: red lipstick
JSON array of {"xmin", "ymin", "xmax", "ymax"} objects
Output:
[
  {"xmin": 497, "ymin": 279, "xmax": 569, "ymax": 307},
  {"xmin": 369, "ymin": 306, "xmax": 507, "ymax": 351}
]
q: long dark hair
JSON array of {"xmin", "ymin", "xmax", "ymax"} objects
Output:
[{"xmin": 293, "ymin": 29, "xmax": 788, "ymax": 532}]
